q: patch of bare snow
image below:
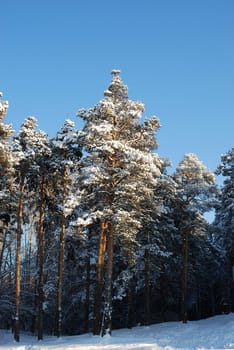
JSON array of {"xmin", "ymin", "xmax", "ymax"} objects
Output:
[{"xmin": 0, "ymin": 314, "xmax": 234, "ymax": 350}]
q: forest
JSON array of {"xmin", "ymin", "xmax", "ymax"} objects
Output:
[{"xmin": 0, "ymin": 70, "xmax": 233, "ymax": 342}]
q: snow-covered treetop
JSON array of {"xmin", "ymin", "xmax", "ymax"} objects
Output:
[
  {"xmin": 0, "ymin": 92, "xmax": 9, "ymax": 120},
  {"xmin": 52, "ymin": 119, "xmax": 77, "ymax": 149},
  {"xmin": 111, "ymin": 69, "xmax": 121, "ymax": 75},
  {"xmin": 0, "ymin": 92, "xmax": 15, "ymax": 188},
  {"xmin": 0, "ymin": 92, "xmax": 14, "ymax": 140},
  {"xmin": 51, "ymin": 119, "xmax": 81, "ymax": 170},
  {"xmin": 78, "ymin": 70, "xmax": 160, "ymax": 152},
  {"xmin": 103, "ymin": 70, "xmax": 128, "ymax": 101},
  {"xmin": 216, "ymin": 147, "xmax": 234, "ymax": 178},
  {"xmin": 174, "ymin": 153, "xmax": 217, "ymax": 212},
  {"xmin": 175, "ymin": 153, "xmax": 215, "ymax": 186},
  {"xmin": 13, "ymin": 116, "xmax": 51, "ymax": 162}
]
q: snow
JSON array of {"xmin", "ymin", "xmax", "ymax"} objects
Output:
[{"xmin": 1, "ymin": 314, "xmax": 234, "ymax": 349}]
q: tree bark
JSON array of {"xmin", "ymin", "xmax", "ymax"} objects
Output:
[
  {"xmin": 37, "ymin": 177, "xmax": 45, "ymax": 340},
  {"xmin": 93, "ymin": 220, "xmax": 107, "ymax": 335},
  {"xmin": 0, "ymin": 229, "xmax": 7, "ymax": 274},
  {"xmin": 14, "ymin": 176, "xmax": 25, "ymax": 342},
  {"xmin": 101, "ymin": 221, "xmax": 114, "ymax": 336}
]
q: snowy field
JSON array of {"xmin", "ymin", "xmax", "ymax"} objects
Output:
[{"xmin": 1, "ymin": 314, "xmax": 234, "ymax": 350}]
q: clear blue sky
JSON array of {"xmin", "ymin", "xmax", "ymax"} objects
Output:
[{"xmin": 1, "ymin": 0, "xmax": 233, "ymax": 176}]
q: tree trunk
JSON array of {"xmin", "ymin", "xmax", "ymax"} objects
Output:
[
  {"xmin": 37, "ymin": 177, "xmax": 45, "ymax": 340},
  {"xmin": 93, "ymin": 220, "xmax": 107, "ymax": 335},
  {"xmin": 181, "ymin": 228, "xmax": 189, "ymax": 323},
  {"xmin": 101, "ymin": 221, "xmax": 114, "ymax": 336},
  {"xmin": 144, "ymin": 247, "xmax": 151, "ymax": 325},
  {"xmin": 55, "ymin": 167, "xmax": 67, "ymax": 337},
  {"xmin": 84, "ymin": 228, "xmax": 91, "ymax": 333},
  {"xmin": 0, "ymin": 229, "xmax": 7, "ymax": 274},
  {"xmin": 14, "ymin": 176, "xmax": 25, "ymax": 342}
]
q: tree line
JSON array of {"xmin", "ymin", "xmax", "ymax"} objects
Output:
[{"xmin": 0, "ymin": 71, "xmax": 233, "ymax": 341}]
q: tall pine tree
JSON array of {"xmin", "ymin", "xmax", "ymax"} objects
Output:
[
  {"xmin": 75, "ymin": 70, "xmax": 163, "ymax": 335},
  {"xmin": 173, "ymin": 153, "xmax": 217, "ymax": 323},
  {"xmin": 214, "ymin": 147, "xmax": 234, "ymax": 312}
]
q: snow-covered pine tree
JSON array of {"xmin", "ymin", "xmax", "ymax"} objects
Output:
[
  {"xmin": 0, "ymin": 92, "xmax": 17, "ymax": 330},
  {"xmin": 49, "ymin": 119, "xmax": 81, "ymax": 337},
  {"xmin": 214, "ymin": 147, "xmax": 234, "ymax": 312},
  {"xmin": 76, "ymin": 70, "xmax": 163, "ymax": 335},
  {"xmin": 0, "ymin": 92, "xmax": 14, "ymax": 267},
  {"xmin": 173, "ymin": 153, "xmax": 217, "ymax": 323},
  {"xmin": 12, "ymin": 116, "xmax": 51, "ymax": 341},
  {"xmin": 112, "ymin": 164, "xmax": 179, "ymax": 326},
  {"xmin": 136, "ymin": 172, "xmax": 179, "ymax": 325}
]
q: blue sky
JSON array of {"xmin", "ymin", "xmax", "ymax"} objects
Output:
[{"xmin": 1, "ymin": 0, "xmax": 233, "ymax": 176}]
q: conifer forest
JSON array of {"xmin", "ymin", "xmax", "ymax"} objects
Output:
[{"xmin": 0, "ymin": 71, "xmax": 233, "ymax": 341}]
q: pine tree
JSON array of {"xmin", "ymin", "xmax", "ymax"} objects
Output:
[
  {"xmin": 50, "ymin": 119, "xmax": 81, "ymax": 337},
  {"xmin": 0, "ymin": 92, "xmax": 14, "ymax": 268},
  {"xmin": 12, "ymin": 116, "xmax": 51, "ymax": 341},
  {"xmin": 173, "ymin": 153, "xmax": 217, "ymax": 323},
  {"xmin": 214, "ymin": 147, "xmax": 234, "ymax": 312},
  {"xmin": 76, "ymin": 70, "xmax": 163, "ymax": 335},
  {"xmin": 0, "ymin": 92, "xmax": 16, "ymax": 332},
  {"xmin": 0, "ymin": 94, "xmax": 24, "ymax": 341},
  {"xmin": 141, "ymin": 173, "xmax": 179, "ymax": 324}
]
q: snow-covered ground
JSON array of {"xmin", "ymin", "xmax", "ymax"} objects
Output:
[{"xmin": 1, "ymin": 314, "xmax": 234, "ymax": 350}]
